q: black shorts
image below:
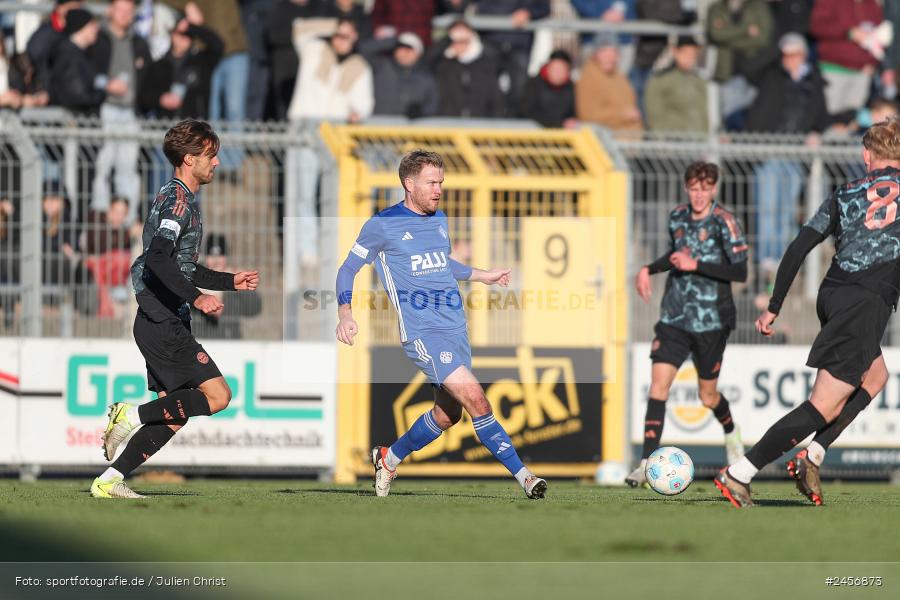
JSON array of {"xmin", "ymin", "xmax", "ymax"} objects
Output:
[
  {"xmin": 133, "ymin": 308, "xmax": 222, "ymax": 393},
  {"xmin": 650, "ymin": 322, "xmax": 729, "ymax": 380},
  {"xmin": 807, "ymin": 284, "xmax": 891, "ymax": 386}
]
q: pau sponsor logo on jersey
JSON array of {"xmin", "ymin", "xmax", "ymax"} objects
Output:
[{"xmin": 410, "ymin": 251, "xmax": 448, "ymax": 273}]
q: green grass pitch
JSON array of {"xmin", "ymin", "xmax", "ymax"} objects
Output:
[{"xmin": 1, "ymin": 479, "xmax": 898, "ymax": 599}]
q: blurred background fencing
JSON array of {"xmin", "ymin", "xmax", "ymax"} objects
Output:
[
  {"xmin": 1, "ymin": 112, "xmax": 329, "ymax": 341},
  {"xmin": 0, "ymin": 114, "xmax": 875, "ymax": 348}
]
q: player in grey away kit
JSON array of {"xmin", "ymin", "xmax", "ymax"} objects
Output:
[
  {"xmin": 717, "ymin": 116, "xmax": 900, "ymax": 507},
  {"xmin": 90, "ymin": 119, "xmax": 259, "ymax": 499},
  {"xmin": 628, "ymin": 162, "xmax": 748, "ymax": 487}
]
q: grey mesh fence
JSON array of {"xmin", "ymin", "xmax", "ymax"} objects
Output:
[
  {"xmin": 614, "ymin": 130, "xmax": 874, "ymax": 347},
  {"xmin": 0, "ymin": 111, "xmax": 326, "ymax": 341}
]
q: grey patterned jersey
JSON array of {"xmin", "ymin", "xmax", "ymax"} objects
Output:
[
  {"xmin": 805, "ymin": 166, "xmax": 900, "ymax": 306},
  {"xmin": 660, "ymin": 204, "xmax": 748, "ymax": 332},
  {"xmin": 130, "ymin": 178, "xmax": 203, "ymax": 320}
]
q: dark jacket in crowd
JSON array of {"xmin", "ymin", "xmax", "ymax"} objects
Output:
[
  {"xmin": 518, "ymin": 67, "xmax": 574, "ymax": 128},
  {"xmin": 773, "ymin": 0, "xmax": 815, "ymax": 38},
  {"xmin": 25, "ymin": 17, "xmax": 65, "ymax": 91},
  {"xmin": 47, "ymin": 39, "xmax": 106, "ymax": 115},
  {"xmin": 745, "ymin": 63, "xmax": 829, "ymax": 133},
  {"xmin": 707, "ymin": 0, "xmax": 775, "ymax": 82},
  {"xmin": 882, "ymin": 0, "xmax": 900, "ymax": 71},
  {"xmin": 635, "ymin": 0, "xmax": 687, "ymax": 70},
  {"xmin": 433, "ymin": 39, "xmax": 505, "ymax": 118},
  {"xmin": 141, "ymin": 25, "xmax": 224, "ymax": 119},
  {"xmin": 89, "ymin": 28, "xmax": 153, "ymax": 110},
  {"xmin": 474, "ymin": 0, "xmax": 550, "ymax": 54},
  {"xmin": 365, "ymin": 41, "xmax": 439, "ymax": 118},
  {"xmin": 7, "ymin": 52, "xmax": 46, "ymax": 97}
]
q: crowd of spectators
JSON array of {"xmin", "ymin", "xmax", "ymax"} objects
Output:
[{"xmin": 3, "ymin": 1, "xmax": 899, "ymax": 137}]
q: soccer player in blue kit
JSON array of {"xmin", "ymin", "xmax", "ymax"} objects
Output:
[{"xmin": 335, "ymin": 150, "xmax": 547, "ymax": 499}]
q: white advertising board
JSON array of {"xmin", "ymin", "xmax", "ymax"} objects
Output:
[
  {"xmin": 0, "ymin": 338, "xmax": 335, "ymax": 469},
  {"xmin": 630, "ymin": 344, "xmax": 900, "ymax": 465}
]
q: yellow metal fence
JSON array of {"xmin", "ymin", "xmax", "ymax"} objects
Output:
[{"xmin": 321, "ymin": 124, "xmax": 628, "ymax": 482}]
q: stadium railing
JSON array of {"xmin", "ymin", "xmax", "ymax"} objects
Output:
[
  {"xmin": 0, "ymin": 110, "xmax": 329, "ymax": 342},
  {"xmin": 2, "ymin": 114, "xmax": 874, "ymax": 345}
]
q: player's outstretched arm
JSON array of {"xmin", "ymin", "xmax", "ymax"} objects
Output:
[
  {"xmin": 765, "ymin": 226, "xmax": 826, "ymax": 316},
  {"xmin": 469, "ymin": 267, "xmax": 511, "ymax": 287},
  {"xmin": 191, "ymin": 263, "xmax": 259, "ymax": 291}
]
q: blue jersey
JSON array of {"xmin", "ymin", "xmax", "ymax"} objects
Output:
[{"xmin": 340, "ymin": 203, "xmax": 469, "ymax": 342}]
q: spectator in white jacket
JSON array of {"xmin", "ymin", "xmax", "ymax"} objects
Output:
[
  {"xmin": 287, "ymin": 17, "xmax": 373, "ymax": 122},
  {"xmin": 286, "ymin": 18, "xmax": 374, "ymax": 273}
]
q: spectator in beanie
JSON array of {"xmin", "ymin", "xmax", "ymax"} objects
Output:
[
  {"xmin": 26, "ymin": 0, "xmax": 83, "ymax": 91},
  {"xmin": 519, "ymin": 49, "xmax": 576, "ymax": 128},
  {"xmin": 366, "ymin": 32, "xmax": 438, "ymax": 118},
  {"xmin": 47, "ymin": 8, "xmax": 106, "ymax": 115}
]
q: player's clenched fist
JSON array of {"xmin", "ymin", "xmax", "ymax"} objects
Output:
[
  {"xmin": 755, "ymin": 310, "xmax": 777, "ymax": 337},
  {"xmin": 234, "ymin": 270, "xmax": 259, "ymax": 290},
  {"xmin": 336, "ymin": 316, "xmax": 359, "ymax": 345},
  {"xmin": 193, "ymin": 293, "xmax": 224, "ymax": 315}
]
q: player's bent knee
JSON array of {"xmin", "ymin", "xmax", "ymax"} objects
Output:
[
  {"xmin": 698, "ymin": 391, "xmax": 719, "ymax": 408},
  {"xmin": 432, "ymin": 409, "xmax": 460, "ymax": 430},
  {"xmin": 866, "ymin": 363, "xmax": 889, "ymax": 393},
  {"xmin": 206, "ymin": 386, "xmax": 232, "ymax": 414}
]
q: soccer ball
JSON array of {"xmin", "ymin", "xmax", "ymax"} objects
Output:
[{"xmin": 645, "ymin": 446, "xmax": 694, "ymax": 496}]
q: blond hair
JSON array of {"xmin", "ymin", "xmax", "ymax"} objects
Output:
[
  {"xmin": 398, "ymin": 150, "xmax": 443, "ymax": 186},
  {"xmin": 862, "ymin": 115, "xmax": 900, "ymax": 161}
]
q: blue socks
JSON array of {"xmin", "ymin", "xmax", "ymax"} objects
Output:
[
  {"xmin": 389, "ymin": 409, "xmax": 443, "ymax": 463},
  {"xmin": 387, "ymin": 410, "xmax": 531, "ymax": 488},
  {"xmin": 473, "ymin": 413, "xmax": 527, "ymax": 481}
]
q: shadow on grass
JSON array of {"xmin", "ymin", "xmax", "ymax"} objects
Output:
[
  {"xmin": 74, "ymin": 490, "xmax": 202, "ymax": 498},
  {"xmin": 277, "ymin": 488, "xmax": 509, "ymax": 500},
  {"xmin": 605, "ymin": 539, "xmax": 697, "ymax": 554}
]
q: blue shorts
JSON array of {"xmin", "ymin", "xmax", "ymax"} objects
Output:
[{"xmin": 401, "ymin": 331, "xmax": 472, "ymax": 386}]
